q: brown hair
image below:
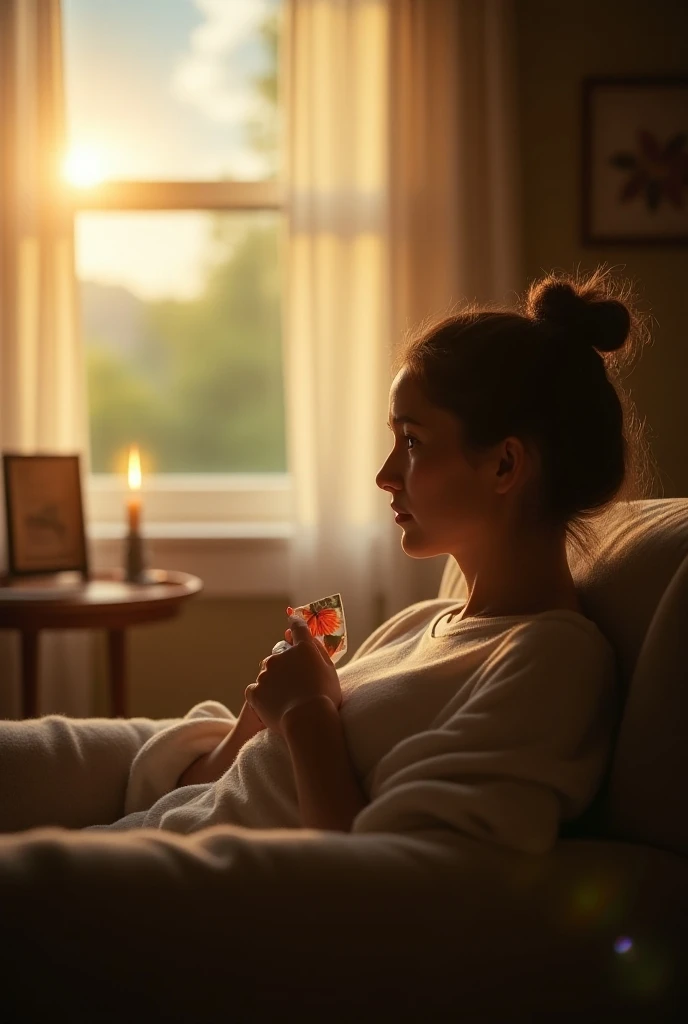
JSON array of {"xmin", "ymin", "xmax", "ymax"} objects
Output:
[{"xmin": 396, "ymin": 267, "xmax": 657, "ymax": 550}]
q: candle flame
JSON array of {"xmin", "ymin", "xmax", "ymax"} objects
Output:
[{"xmin": 128, "ymin": 445, "xmax": 142, "ymax": 490}]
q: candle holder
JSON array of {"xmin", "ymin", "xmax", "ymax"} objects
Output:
[{"xmin": 124, "ymin": 528, "xmax": 150, "ymax": 584}]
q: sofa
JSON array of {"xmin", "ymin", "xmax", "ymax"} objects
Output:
[{"xmin": 0, "ymin": 498, "xmax": 686, "ymax": 1022}]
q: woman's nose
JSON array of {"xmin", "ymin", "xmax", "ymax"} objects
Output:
[{"xmin": 376, "ymin": 452, "xmax": 401, "ymax": 492}]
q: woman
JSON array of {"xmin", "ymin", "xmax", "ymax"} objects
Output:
[{"xmin": 91, "ymin": 267, "xmax": 649, "ymax": 854}]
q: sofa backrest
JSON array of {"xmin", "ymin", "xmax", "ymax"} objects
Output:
[{"xmin": 438, "ymin": 498, "xmax": 688, "ymax": 857}]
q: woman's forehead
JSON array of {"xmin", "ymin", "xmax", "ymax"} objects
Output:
[
  {"xmin": 388, "ymin": 369, "xmax": 432, "ymax": 417},
  {"xmin": 388, "ymin": 368, "xmax": 464, "ymax": 440}
]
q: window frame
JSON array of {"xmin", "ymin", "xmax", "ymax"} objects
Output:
[{"xmin": 69, "ymin": 162, "xmax": 290, "ymax": 571}]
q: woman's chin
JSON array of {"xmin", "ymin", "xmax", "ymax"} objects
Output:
[
  {"xmin": 400, "ymin": 524, "xmax": 447, "ymax": 560},
  {"xmin": 400, "ymin": 526, "xmax": 431, "ymax": 558}
]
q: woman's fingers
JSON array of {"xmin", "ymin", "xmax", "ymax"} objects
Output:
[
  {"xmin": 288, "ymin": 616, "xmax": 333, "ymax": 665},
  {"xmin": 288, "ymin": 616, "xmax": 312, "ymax": 644}
]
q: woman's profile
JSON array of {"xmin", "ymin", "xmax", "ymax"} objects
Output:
[{"xmin": 87, "ymin": 265, "xmax": 652, "ymax": 853}]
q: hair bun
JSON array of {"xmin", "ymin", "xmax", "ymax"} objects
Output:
[{"xmin": 527, "ymin": 277, "xmax": 630, "ymax": 354}]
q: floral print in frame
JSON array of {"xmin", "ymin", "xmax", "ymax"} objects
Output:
[{"xmin": 582, "ymin": 76, "xmax": 688, "ymax": 245}]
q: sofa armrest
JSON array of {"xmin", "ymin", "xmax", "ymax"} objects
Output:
[
  {"xmin": 0, "ymin": 827, "xmax": 684, "ymax": 1021},
  {"xmin": 0, "ymin": 714, "xmax": 180, "ymax": 832}
]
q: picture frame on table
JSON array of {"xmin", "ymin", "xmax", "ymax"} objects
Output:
[
  {"xmin": 582, "ymin": 76, "xmax": 688, "ymax": 245},
  {"xmin": 2, "ymin": 453, "xmax": 90, "ymax": 578}
]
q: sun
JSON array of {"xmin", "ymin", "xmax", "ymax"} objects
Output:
[{"xmin": 62, "ymin": 145, "xmax": 106, "ymax": 188}]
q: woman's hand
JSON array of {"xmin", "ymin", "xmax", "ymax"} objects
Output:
[{"xmin": 245, "ymin": 616, "xmax": 342, "ymax": 733}]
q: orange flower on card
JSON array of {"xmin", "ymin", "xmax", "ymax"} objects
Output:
[{"xmin": 301, "ymin": 606, "xmax": 342, "ymax": 637}]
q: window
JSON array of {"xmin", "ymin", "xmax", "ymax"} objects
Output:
[{"xmin": 62, "ymin": 0, "xmax": 289, "ymax": 534}]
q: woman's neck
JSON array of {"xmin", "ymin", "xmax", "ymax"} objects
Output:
[{"xmin": 453, "ymin": 526, "xmax": 582, "ymax": 620}]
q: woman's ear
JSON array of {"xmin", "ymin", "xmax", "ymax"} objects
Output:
[{"xmin": 493, "ymin": 437, "xmax": 528, "ymax": 494}]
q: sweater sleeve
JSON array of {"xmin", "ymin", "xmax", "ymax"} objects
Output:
[{"xmin": 352, "ymin": 619, "xmax": 619, "ymax": 854}]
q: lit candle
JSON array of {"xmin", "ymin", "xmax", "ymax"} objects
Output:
[{"xmin": 127, "ymin": 445, "xmax": 142, "ymax": 534}]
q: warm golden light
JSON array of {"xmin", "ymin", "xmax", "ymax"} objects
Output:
[
  {"xmin": 128, "ymin": 445, "xmax": 142, "ymax": 491},
  {"xmin": 63, "ymin": 145, "xmax": 106, "ymax": 188}
]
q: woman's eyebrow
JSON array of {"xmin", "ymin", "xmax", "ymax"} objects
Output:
[{"xmin": 387, "ymin": 415, "xmax": 423, "ymax": 428}]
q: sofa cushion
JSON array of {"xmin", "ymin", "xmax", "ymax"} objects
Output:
[{"xmin": 568, "ymin": 499, "xmax": 688, "ymax": 690}]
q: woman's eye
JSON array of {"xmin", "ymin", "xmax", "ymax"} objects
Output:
[{"xmin": 405, "ymin": 435, "xmax": 418, "ymax": 450}]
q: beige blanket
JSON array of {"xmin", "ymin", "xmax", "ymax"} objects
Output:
[
  {"xmin": 0, "ymin": 712, "xmax": 178, "ymax": 832},
  {"xmin": 123, "ymin": 700, "xmax": 235, "ymax": 815}
]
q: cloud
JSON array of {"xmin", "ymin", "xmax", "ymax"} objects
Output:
[{"xmin": 172, "ymin": 0, "xmax": 278, "ymax": 124}]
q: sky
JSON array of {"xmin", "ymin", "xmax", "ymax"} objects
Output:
[{"xmin": 63, "ymin": 0, "xmax": 282, "ymax": 300}]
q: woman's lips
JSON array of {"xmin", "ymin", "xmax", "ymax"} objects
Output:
[{"xmin": 394, "ymin": 511, "xmax": 412, "ymax": 524}]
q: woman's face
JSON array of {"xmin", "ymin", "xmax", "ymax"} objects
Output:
[{"xmin": 376, "ymin": 367, "xmax": 499, "ymax": 559}]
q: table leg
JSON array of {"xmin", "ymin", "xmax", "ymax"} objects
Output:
[
  {"xmin": 107, "ymin": 629, "xmax": 127, "ymax": 718},
  {"xmin": 20, "ymin": 630, "xmax": 40, "ymax": 719}
]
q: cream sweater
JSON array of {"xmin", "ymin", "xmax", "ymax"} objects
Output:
[{"xmin": 90, "ymin": 599, "xmax": 618, "ymax": 853}]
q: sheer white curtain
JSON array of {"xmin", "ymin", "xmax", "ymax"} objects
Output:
[
  {"xmin": 284, "ymin": 0, "xmax": 521, "ymax": 657},
  {"xmin": 0, "ymin": 0, "xmax": 94, "ymax": 717}
]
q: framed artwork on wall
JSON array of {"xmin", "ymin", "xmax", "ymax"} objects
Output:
[
  {"xmin": 2, "ymin": 454, "xmax": 89, "ymax": 578},
  {"xmin": 582, "ymin": 76, "xmax": 688, "ymax": 245}
]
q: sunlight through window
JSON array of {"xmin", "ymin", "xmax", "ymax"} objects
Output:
[{"xmin": 62, "ymin": 1, "xmax": 285, "ymax": 476}]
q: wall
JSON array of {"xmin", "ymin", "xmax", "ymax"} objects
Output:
[{"xmin": 517, "ymin": 0, "xmax": 688, "ymax": 496}]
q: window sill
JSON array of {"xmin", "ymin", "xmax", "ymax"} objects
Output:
[
  {"xmin": 88, "ymin": 522, "xmax": 293, "ymax": 597},
  {"xmin": 89, "ymin": 521, "xmax": 293, "ymax": 541},
  {"xmin": 86, "ymin": 474, "xmax": 292, "ymax": 527}
]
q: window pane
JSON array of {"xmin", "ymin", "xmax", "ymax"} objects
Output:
[
  {"xmin": 63, "ymin": 0, "xmax": 283, "ymax": 183},
  {"xmin": 76, "ymin": 211, "xmax": 286, "ymax": 474}
]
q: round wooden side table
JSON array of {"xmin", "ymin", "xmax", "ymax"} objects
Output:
[{"xmin": 0, "ymin": 569, "xmax": 203, "ymax": 718}]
